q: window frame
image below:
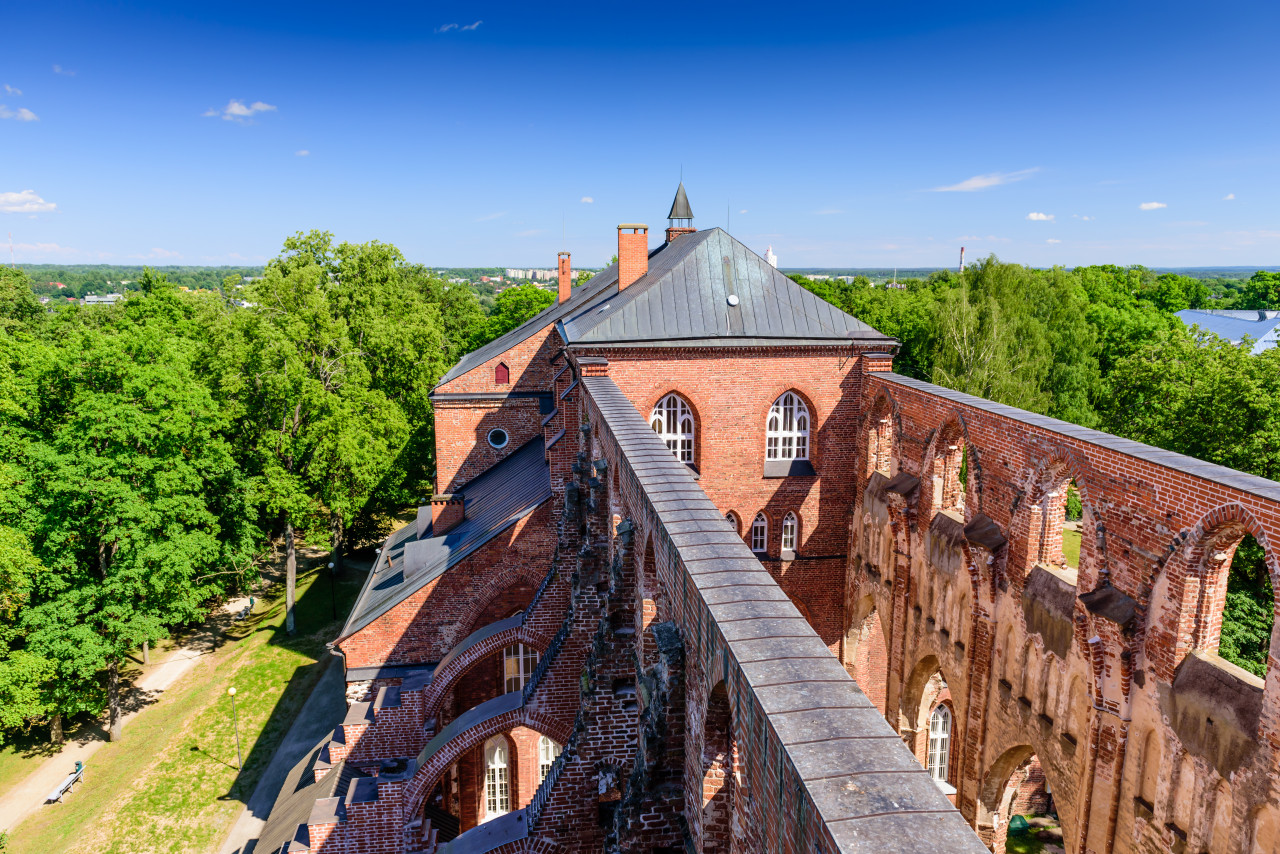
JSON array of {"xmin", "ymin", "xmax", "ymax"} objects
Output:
[
  {"xmin": 502, "ymin": 642, "xmax": 539, "ymax": 693},
  {"xmin": 725, "ymin": 511, "xmax": 740, "ymax": 535},
  {"xmin": 926, "ymin": 704, "xmax": 952, "ymax": 783},
  {"xmin": 766, "ymin": 391, "xmax": 810, "ymax": 462},
  {"xmin": 487, "ymin": 427, "xmax": 510, "ymax": 450},
  {"xmin": 484, "ymin": 735, "xmax": 511, "ymax": 818},
  {"xmin": 781, "ymin": 512, "xmax": 798, "ymax": 553},
  {"xmin": 538, "ymin": 735, "xmax": 562, "ymax": 783},
  {"xmin": 750, "ymin": 513, "xmax": 768, "ymax": 553},
  {"xmin": 494, "ymin": 362, "xmax": 510, "ymax": 385},
  {"xmin": 649, "ymin": 392, "xmax": 696, "ymax": 464}
]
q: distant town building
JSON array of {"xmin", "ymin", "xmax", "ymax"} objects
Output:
[
  {"xmin": 49, "ymin": 282, "xmax": 65, "ymax": 289},
  {"xmin": 82, "ymin": 293, "xmax": 125, "ymax": 306},
  {"xmin": 1177, "ymin": 309, "xmax": 1280, "ymax": 353},
  {"xmin": 765, "ymin": 245, "xmax": 778, "ymax": 268}
]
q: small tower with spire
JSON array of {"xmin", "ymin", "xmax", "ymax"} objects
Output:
[
  {"xmin": 666, "ymin": 182, "xmax": 695, "ymax": 243},
  {"xmin": 765, "ymin": 245, "xmax": 778, "ymax": 268}
]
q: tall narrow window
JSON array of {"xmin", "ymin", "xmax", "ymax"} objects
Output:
[
  {"xmin": 781, "ymin": 512, "xmax": 798, "ymax": 552},
  {"xmin": 495, "ymin": 362, "xmax": 510, "ymax": 385},
  {"xmin": 927, "ymin": 705, "xmax": 951, "ymax": 782},
  {"xmin": 503, "ymin": 643, "xmax": 539, "ymax": 693},
  {"xmin": 538, "ymin": 735, "xmax": 562, "ymax": 782},
  {"xmin": 649, "ymin": 393, "xmax": 695, "ymax": 464},
  {"xmin": 484, "ymin": 736, "xmax": 510, "ymax": 818},
  {"xmin": 725, "ymin": 511, "xmax": 739, "ymax": 534},
  {"xmin": 766, "ymin": 392, "xmax": 810, "ymax": 461},
  {"xmin": 750, "ymin": 513, "xmax": 767, "ymax": 552}
]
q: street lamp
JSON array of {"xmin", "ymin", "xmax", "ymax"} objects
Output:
[
  {"xmin": 228, "ymin": 687, "xmax": 242, "ymax": 770},
  {"xmin": 328, "ymin": 561, "xmax": 337, "ymax": 620}
]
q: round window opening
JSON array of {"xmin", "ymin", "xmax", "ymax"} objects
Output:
[{"xmin": 487, "ymin": 428, "xmax": 509, "ymax": 449}]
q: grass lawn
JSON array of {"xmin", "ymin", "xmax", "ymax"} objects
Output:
[
  {"xmin": 5, "ymin": 559, "xmax": 363, "ymax": 854},
  {"xmin": 1063, "ymin": 528, "xmax": 1082, "ymax": 568},
  {"xmin": 1005, "ymin": 834, "xmax": 1046, "ymax": 854}
]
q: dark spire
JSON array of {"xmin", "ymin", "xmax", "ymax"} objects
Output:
[{"xmin": 668, "ymin": 182, "xmax": 693, "ymax": 221}]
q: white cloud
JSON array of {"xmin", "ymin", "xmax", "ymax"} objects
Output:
[
  {"xmin": 204, "ymin": 99, "xmax": 277, "ymax": 123},
  {"xmin": 739, "ymin": 209, "xmax": 748, "ymax": 214},
  {"xmin": 0, "ymin": 190, "xmax": 56, "ymax": 213},
  {"xmin": 1223, "ymin": 193, "xmax": 1235, "ymax": 201},
  {"xmin": 1139, "ymin": 201, "xmax": 1167, "ymax": 211},
  {"xmin": 1047, "ymin": 238, "xmax": 1061, "ymax": 244},
  {"xmin": 0, "ymin": 105, "xmax": 37, "ymax": 121},
  {"xmin": 147, "ymin": 248, "xmax": 181, "ymax": 259},
  {"xmin": 1026, "ymin": 212, "xmax": 1054, "ymax": 221},
  {"xmin": 437, "ymin": 20, "xmax": 481, "ymax": 32},
  {"xmin": 580, "ymin": 196, "xmax": 593, "ymax": 204},
  {"xmin": 3, "ymin": 84, "xmax": 21, "ymax": 96},
  {"xmin": 1072, "ymin": 214, "xmax": 1093, "ymax": 221},
  {"xmin": 14, "ymin": 241, "xmax": 77, "ymax": 256},
  {"xmin": 435, "ymin": 23, "xmax": 457, "ymax": 32},
  {"xmin": 461, "ymin": 20, "xmax": 483, "ymax": 30},
  {"xmin": 52, "ymin": 64, "xmax": 74, "ymax": 76},
  {"xmin": 931, "ymin": 167, "xmax": 1039, "ymax": 192},
  {"xmin": 475, "ymin": 211, "xmax": 507, "ymax": 222},
  {"xmin": 296, "ymin": 149, "xmax": 310, "ymax": 156}
]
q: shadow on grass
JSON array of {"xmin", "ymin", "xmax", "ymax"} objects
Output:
[{"xmin": 216, "ymin": 558, "xmax": 366, "ymax": 807}]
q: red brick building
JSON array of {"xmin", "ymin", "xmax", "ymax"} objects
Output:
[{"xmin": 256, "ymin": 188, "xmax": 1280, "ymax": 854}]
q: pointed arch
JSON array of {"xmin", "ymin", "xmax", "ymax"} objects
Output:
[
  {"xmin": 494, "ymin": 362, "xmax": 510, "ymax": 385},
  {"xmin": 766, "ymin": 390, "xmax": 811, "ymax": 461},
  {"xmin": 649, "ymin": 391, "xmax": 696, "ymax": 464}
]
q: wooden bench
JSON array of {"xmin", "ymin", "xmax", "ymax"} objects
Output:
[{"xmin": 46, "ymin": 761, "xmax": 85, "ymax": 803}]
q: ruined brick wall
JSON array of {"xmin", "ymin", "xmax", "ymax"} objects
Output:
[{"xmin": 848, "ymin": 369, "xmax": 1280, "ymax": 854}]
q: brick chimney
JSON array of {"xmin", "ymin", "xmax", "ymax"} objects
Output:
[
  {"xmin": 617, "ymin": 224, "xmax": 648, "ymax": 291},
  {"xmin": 430, "ymin": 493, "xmax": 465, "ymax": 535},
  {"xmin": 557, "ymin": 251, "xmax": 572, "ymax": 304}
]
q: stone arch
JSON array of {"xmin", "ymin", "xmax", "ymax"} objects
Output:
[
  {"xmin": 1014, "ymin": 452, "xmax": 1095, "ymax": 587},
  {"xmin": 977, "ymin": 744, "xmax": 1037, "ymax": 851},
  {"xmin": 1135, "ymin": 727, "xmax": 1161, "ymax": 811},
  {"xmin": 647, "ymin": 389, "xmax": 702, "ymax": 466},
  {"xmin": 637, "ymin": 532, "xmax": 661, "ymax": 668},
  {"xmin": 700, "ymin": 680, "xmax": 738, "ymax": 853},
  {"xmin": 865, "ymin": 389, "xmax": 899, "ymax": 479},
  {"xmin": 922, "ymin": 414, "xmax": 971, "ymax": 518},
  {"xmin": 1152, "ymin": 502, "xmax": 1279, "ymax": 675},
  {"xmin": 1251, "ymin": 802, "xmax": 1280, "ymax": 854},
  {"xmin": 760, "ymin": 385, "xmax": 821, "ymax": 468}
]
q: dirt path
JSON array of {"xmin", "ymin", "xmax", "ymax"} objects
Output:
[{"xmin": 0, "ymin": 594, "xmax": 257, "ymax": 832}]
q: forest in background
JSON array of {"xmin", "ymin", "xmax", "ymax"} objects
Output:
[
  {"xmin": 792, "ymin": 262, "xmax": 1280, "ymax": 676},
  {"xmin": 1, "ymin": 247, "xmax": 1277, "ymax": 748}
]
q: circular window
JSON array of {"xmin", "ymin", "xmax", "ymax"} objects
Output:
[{"xmin": 487, "ymin": 428, "xmax": 509, "ymax": 449}]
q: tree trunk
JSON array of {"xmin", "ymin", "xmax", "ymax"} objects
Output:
[
  {"xmin": 329, "ymin": 511, "xmax": 345, "ymax": 573},
  {"xmin": 51, "ymin": 712, "xmax": 63, "ymax": 745},
  {"xmin": 107, "ymin": 659, "xmax": 122, "ymax": 741},
  {"xmin": 142, "ymin": 640, "xmax": 149, "ymax": 666},
  {"xmin": 285, "ymin": 518, "xmax": 297, "ymax": 635}
]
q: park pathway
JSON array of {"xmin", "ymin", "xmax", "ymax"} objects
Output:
[{"xmin": 0, "ymin": 595, "xmax": 254, "ymax": 833}]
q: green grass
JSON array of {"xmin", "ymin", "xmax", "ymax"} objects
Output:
[
  {"xmin": 6, "ymin": 561, "xmax": 363, "ymax": 854},
  {"xmin": 1062, "ymin": 528, "xmax": 1081, "ymax": 568},
  {"xmin": 1005, "ymin": 833, "xmax": 1047, "ymax": 854}
]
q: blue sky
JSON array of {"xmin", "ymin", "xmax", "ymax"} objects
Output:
[{"xmin": 3, "ymin": 1, "xmax": 1278, "ymax": 268}]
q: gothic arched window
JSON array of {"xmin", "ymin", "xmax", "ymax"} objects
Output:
[
  {"xmin": 725, "ymin": 511, "xmax": 740, "ymax": 535},
  {"xmin": 484, "ymin": 736, "xmax": 510, "ymax": 818},
  {"xmin": 766, "ymin": 392, "xmax": 809, "ymax": 461},
  {"xmin": 781, "ymin": 512, "xmax": 799, "ymax": 552},
  {"xmin": 503, "ymin": 643, "xmax": 538, "ymax": 693},
  {"xmin": 649, "ymin": 393, "xmax": 695, "ymax": 463},
  {"xmin": 927, "ymin": 705, "xmax": 952, "ymax": 782},
  {"xmin": 495, "ymin": 362, "xmax": 510, "ymax": 385},
  {"xmin": 750, "ymin": 513, "xmax": 768, "ymax": 553}
]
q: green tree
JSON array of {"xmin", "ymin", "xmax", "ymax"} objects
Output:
[
  {"xmin": 1240, "ymin": 271, "xmax": 1280, "ymax": 310},
  {"xmin": 486, "ymin": 284, "xmax": 555, "ymax": 341}
]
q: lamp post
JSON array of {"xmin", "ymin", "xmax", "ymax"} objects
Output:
[
  {"xmin": 228, "ymin": 687, "xmax": 242, "ymax": 770},
  {"xmin": 328, "ymin": 561, "xmax": 337, "ymax": 621}
]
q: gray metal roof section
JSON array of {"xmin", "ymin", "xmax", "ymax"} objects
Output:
[
  {"xmin": 668, "ymin": 182, "xmax": 693, "ymax": 220},
  {"xmin": 336, "ymin": 438, "xmax": 552, "ymax": 642},
  {"xmin": 560, "ymin": 228, "xmax": 893, "ymax": 347},
  {"xmin": 581, "ymin": 374, "xmax": 985, "ymax": 851},
  {"xmin": 436, "ymin": 807, "xmax": 529, "ymax": 854},
  {"xmin": 875, "ymin": 372, "xmax": 1280, "ymax": 502},
  {"xmin": 1177, "ymin": 308, "xmax": 1280, "ymax": 353},
  {"xmin": 434, "ymin": 265, "xmax": 621, "ymax": 388},
  {"xmin": 256, "ymin": 737, "xmax": 365, "ymax": 854}
]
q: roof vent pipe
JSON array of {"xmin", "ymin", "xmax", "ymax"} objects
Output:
[{"xmin": 617, "ymin": 225, "xmax": 648, "ymax": 291}]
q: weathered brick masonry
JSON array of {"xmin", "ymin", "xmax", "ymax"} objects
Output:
[{"xmin": 257, "ymin": 198, "xmax": 1280, "ymax": 854}]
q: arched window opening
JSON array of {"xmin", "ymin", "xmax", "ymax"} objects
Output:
[
  {"xmin": 766, "ymin": 391, "xmax": 810, "ymax": 461},
  {"xmin": 1030, "ymin": 470, "xmax": 1082, "ymax": 586},
  {"xmin": 931, "ymin": 425, "xmax": 966, "ymax": 515},
  {"xmin": 927, "ymin": 705, "xmax": 952, "ymax": 784},
  {"xmin": 484, "ymin": 736, "xmax": 510, "ymax": 819},
  {"xmin": 494, "ymin": 362, "xmax": 510, "ymax": 385},
  {"xmin": 503, "ymin": 643, "xmax": 539, "ymax": 693},
  {"xmin": 538, "ymin": 735, "xmax": 562, "ymax": 782},
  {"xmin": 867, "ymin": 397, "xmax": 895, "ymax": 478},
  {"xmin": 649, "ymin": 393, "xmax": 695, "ymax": 464},
  {"xmin": 725, "ymin": 511, "xmax": 739, "ymax": 535},
  {"xmin": 781, "ymin": 512, "xmax": 799, "ymax": 556},
  {"xmin": 750, "ymin": 513, "xmax": 767, "ymax": 553},
  {"xmin": 701, "ymin": 682, "xmax": 737, "ymax": 852},
  {"xmin": 1218, "ymin": 532, "xmax": 1274, "ymax": 678}
]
